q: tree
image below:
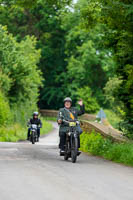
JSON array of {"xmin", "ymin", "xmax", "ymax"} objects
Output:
[
  {"xmin": 61, "ymin": 0, "xmax": 116, "ymax": 106},
  {"xmin": 77, "ymin": 87, "xmax": 99, "ymax": 113},
  {"xmin": 79, "ymin": 0, "xmax": 133, "ymax": 135},
  {"xmin": 104, "ymin": 77, "xmax": 124, "ymax": 115},
  {"xmin": 0, "ymin": 25, "xmax": 42, "ymax": 123},
  {"xmin": 0, "ymin": 0, "xmax": 72, "ymax": 109},
  {"xmin": 0, "ymin": 91, "xmax": 12, "ymax": 126}
]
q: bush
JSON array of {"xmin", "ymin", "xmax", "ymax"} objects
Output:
[
  {"xmin": 80, "ymin": 131, "xmax": 112, "ymax": 155},
  {"xmin": 104, "ymin": 109, "xmax": 122, "ymax": 129},
  {"xmin": 41, "ymin": 118, "xmax": 53, "ymax": 135},
  {"xmin": 0, "ymin": 91, "xmax": 12, "ymax": 126},
  {"xmin": 80, "ymin": 131, "xmax": 133, "ymax": 166},
  {"xmin": 0, "ymin": 25, "xmax": 43, "ymax": 126},
  {"xmin": 119, "ymin": 119, "xmax": 133, "ymax": 139},
  {"xmin": 0, "ymin": 124, "xmax": 26, "ymax": 142},
  {"xmin": 12, "ymin": 100, "xmax": 38, "ymax": 125}
]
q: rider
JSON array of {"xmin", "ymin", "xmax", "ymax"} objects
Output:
[
  {"xmin": 57, "ymin": 97, "xmax": 85, "ymax": 153},
  {"xmin": 27, "ymin": 112, "xmax": 42, "ymax": 141}
]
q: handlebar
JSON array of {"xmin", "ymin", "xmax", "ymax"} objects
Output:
[
  {"xmin": 27, "ymin": 124, "xmax": 42, "ymax": 128},
  {"xmin": 62, "ymin": 119, "xmax": 80, "ymax": 125}
]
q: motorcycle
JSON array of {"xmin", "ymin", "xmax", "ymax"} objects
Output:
[
  {"xmin": 60, "ymin": 119, "xmax": 81, "ymax": 163},
  {"xmin": 29, "ymin": 124, "xmax": 39, "ymax": 144}
]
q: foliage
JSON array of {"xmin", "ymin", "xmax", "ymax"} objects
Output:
[
  {"xmin": 0, "ymin": 0, "xmax": 132, "ymax": 137},
  {"xmin": 0, "ymin": 0, "xmax": 71, "ymax": 109},
  {"xmin": 80, "ymin": 131, "xmax": 133, "ymax": 166},
  {"xmin": 0, "ymin": 0, "xmax": 116, "ymax": 109},
  {"xmin": 104, "ymin": 77, "xmax": 124, "ymax": 115},
  {"xmin": 104, "ymin": 109, "xmax": 122, "ymax": 129},
  {"xmin": 0, "ymin": 119, "xmax": 53, "ymax": 142},
  {"xmin": 0, "ymin": 25, "xmax": 42, "ymax": 124},
  {"xmin": 12, "ymin": 101, "xmax": 38, "ymax": 125},
  {"xmin": 80, "ymin": 131, "xmax": 112, "ymax": 156},
  {"xmin": 0, "ymin": 25, "xmax": 42, "ymax": 103},
  {"xmin": 119, "ymin": 119, "xmax": 133, "ymax": 139},
  {"xmin": 0, "ymin": 123, "xmax": 26, "ymax": 142},
  {"xmin": 79, "ymin": 0, "xmax": 133, "ymax": 135},
  {"xmin": 41, "ymin": 118, "xmax": 53, "ymax": 135},
  {"xmin": 0, "ymin": 91, "xmax": 12, "ymax": 126},
  {"xmin": 76, "ymin": 87, "xmax": 99, "ymax": 113},
  {"xmin": 61, "ymin": 5, "xmax": 116, "ymax": 106}
]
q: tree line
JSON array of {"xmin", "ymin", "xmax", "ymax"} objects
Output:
[{"xmin": 0, "ymin": 0, "xmax": 132, "ymax": 136}]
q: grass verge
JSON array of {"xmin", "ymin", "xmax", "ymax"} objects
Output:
[
  {"xmin": 41, "ymin": 118, "xmax": 53, "ymax": 135},
  {"xmin": 0, "ymin": 118, "xmax": 53, "ymax": 142},
  {"xmin": 80, "ymin": 131, "xmax": 133, "ymax": 167}
]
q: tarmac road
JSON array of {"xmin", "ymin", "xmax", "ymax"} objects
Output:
[{"xmin": 0, "ymin": 122, "xmax": 133, "ymax": 200}]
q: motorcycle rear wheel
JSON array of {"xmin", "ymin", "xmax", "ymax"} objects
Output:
[{"xmin": 64, "ymin": 153, "xmax": 69, "ymax": 160}]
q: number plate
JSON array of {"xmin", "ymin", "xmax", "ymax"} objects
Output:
[{"xmin": 69, "ymin": 122, "xmax": 76, "ymax": 127}]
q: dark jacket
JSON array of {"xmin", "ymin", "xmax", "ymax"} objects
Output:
[
  {"xmin": 28, "ymin": 118, "xmax": 42, "ymax": 128},
  {"xmin": 57, "ymin": 105, "xmax": 85, "ymax": 132}
]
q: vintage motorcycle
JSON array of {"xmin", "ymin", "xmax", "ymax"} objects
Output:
[
  {"xmin": 29, "ymin": 124, "xmax": 39, "ymax": 144},
  {"xmin": 61, "ymin": 119, "xmax": 81, "ymax": 163}
]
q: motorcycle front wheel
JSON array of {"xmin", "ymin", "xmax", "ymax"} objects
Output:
[
  {"xmin": 71, "ymin": 137, "xmax": 78, "ymax": 163},
  {"xmin": 31, "ymin": 132, "xmax": 35, "ymax": 144},
  {"xmin": 64, "ymin": 140, "xmax": 69, "ymax": 160}
]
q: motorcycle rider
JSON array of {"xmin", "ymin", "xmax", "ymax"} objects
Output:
[
  {"xmin": 27, "ymin": 112, "xmax": 42, "ymax": 141},
  {"xmin": 57, "ymin": 97, "xmax": 85, "ymax": 153}
]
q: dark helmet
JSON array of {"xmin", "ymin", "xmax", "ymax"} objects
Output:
[
  {"xmin": 64, "ymin": 97, "xmax": 72, "ymax": 103},
  {"xmin": 33, "ymin": 111, "xmax": 38, "ymax": 117}
]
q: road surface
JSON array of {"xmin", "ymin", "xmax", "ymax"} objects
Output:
[{"xmin": 0, "ymin": 122, "xmax": 133, "ymax": 200}]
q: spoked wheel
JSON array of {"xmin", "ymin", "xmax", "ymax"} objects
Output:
[
  {"xmin": 64, "ymin": 141, "xmax": 70, "ymax": 161},
  {"xmin": 71, "ymin": 137, "xmax": 78, "ymax": 163},
  {"xmin": 64, "ymin": 153, "xmax": 69, "ymax": 160},
  {"xmin": 31, "ymin": 133, "xmax": 35, "ymax": 144}
]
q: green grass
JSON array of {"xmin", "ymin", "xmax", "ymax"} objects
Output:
[
  {"xmin": 41, "ymin": 118, "xmax": 53, "ymax": 135},
  {"xmin": 104, "ymin": 109, "xmax": 122, "ymax": 129},
  {"xmin": 0, "ymin": 118, "xmax": 53, "ymax": 142},
  {"xmin": 0, "ymin": 124, "xmax": 27, "ymax": 142},
  {"xmin": 80, "ymin": 131, "xmax": 133, "ymax": 167}
]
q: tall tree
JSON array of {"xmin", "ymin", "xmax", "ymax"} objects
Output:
[
  {"xmin": 60, "ymin": 0, "xmax": 116, "ymax": 107},
  {"xmin": 80, "ymin": 0, "xmax": 133, "ymax": 134},
  {"xmin": 0, "ymin": 25, "xmax": 42, "ymax": 123},
  {"xmin": 0, "ymin": 0, "xmax": 72, "ymax": 109}
]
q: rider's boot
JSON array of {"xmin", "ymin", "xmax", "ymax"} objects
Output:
[
  {"xmin": 60, "ymin": 149, "xmax": 65, "ymax": 156},
  {"xmin": 77, "ymin": 150, "xmax": 81, "ymax": 156}
]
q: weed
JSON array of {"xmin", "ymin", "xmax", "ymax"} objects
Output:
[{"xmin": 80, "ymin": 131, "xmax": 133, "ymax": 166}]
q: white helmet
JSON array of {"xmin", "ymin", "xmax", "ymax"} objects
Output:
[
  {"xmin": 33, "ymin": 111, "xmax": 38, "ymax": 116},
  {"xmin": 64, "ymin": 97, "xmax": 72, "ymax": 103}
]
